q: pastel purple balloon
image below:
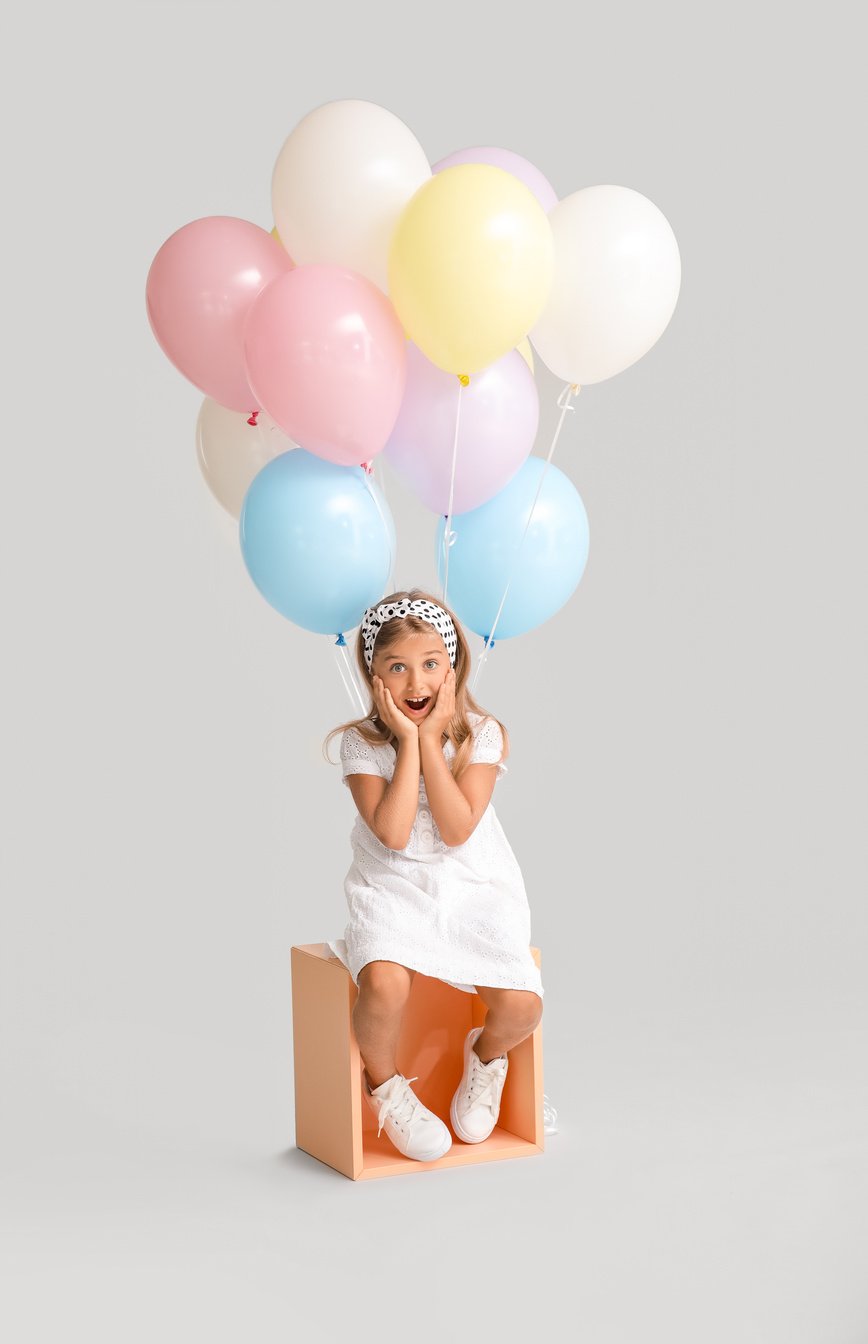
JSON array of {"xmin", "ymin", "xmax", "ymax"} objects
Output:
[
  {"xmin": 384, "ymin": 344, "xmax": 539, "ymax": 515},
  {"xmin": 146, "ymin": 216, "xmax": 293, "ymax": 412},
  {"xmin": 243, "ymin": 265, "xmax": 407, "ymax": 468},
  {"xmin": 432, "ymin": 147, "xmax": 558, "ymax": 215}
]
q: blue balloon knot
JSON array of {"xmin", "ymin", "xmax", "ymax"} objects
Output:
[
  {"xmin": 335, "ymin": 633, "xmax": 347, "ymax": 647},
  {"xmin": 482, "ymin": 635, "xmax": 495, "ymax": 649}
]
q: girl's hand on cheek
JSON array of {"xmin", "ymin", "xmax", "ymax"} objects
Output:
[
  {"xmin": 372, "ymin": 674, "xmax": 418, "ymax": 743},
  {"xmin": 419, "ymin": 668, "xmax": 456, "ymax": 738}
]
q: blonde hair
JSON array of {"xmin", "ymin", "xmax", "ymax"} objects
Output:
[{"xmin": 322, "ymin": 587, "xmax": 509, "ymax": 782}]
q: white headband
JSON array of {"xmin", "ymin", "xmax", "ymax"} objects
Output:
[{"xmin": 361, "ymin": 599, "xmax": 458, "ymax": 672}]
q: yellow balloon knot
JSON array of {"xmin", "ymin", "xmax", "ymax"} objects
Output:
[
  {"xmin": 571, "ymin": 383, "xmax": 581, "ymax": 394},
  {"xmin": 458, "ymin": 374, "xmax": 470, "ymax": 387}
]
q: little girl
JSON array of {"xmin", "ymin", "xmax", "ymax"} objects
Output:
[{"xmin": 324, "ymin": 588, "xmax": 544, "ymax": 1163}]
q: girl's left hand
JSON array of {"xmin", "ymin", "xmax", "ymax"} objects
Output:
[{"xmin": 418, "ymin": 668, "xmax": 456, "ymax": 740}]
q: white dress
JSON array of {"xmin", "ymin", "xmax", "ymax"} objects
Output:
[{"xmin": 327, "ymin": 711, "xmax": 544, "ymax": 999}]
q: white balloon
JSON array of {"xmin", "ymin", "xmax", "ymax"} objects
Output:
[
  {"xmin": 195, "ymin": 398, "xmax": 295, "ymax": 520},
  {"xmin": 530, "ymin": 185, "xmax": 681, "ymax": 385},
  {"xmin": 271, "ymin": 99, "xmax": 431, "ymax": 293}
]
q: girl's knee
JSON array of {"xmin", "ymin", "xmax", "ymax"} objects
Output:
[
  {"xmin": 482, "ymin": 986, "xmax": 543, "ymax": 1029},
  {"xmin": 357, "ymin": 960, "xmax": 415, "ymax": 1003},
  {"xmin": 517, "ymin": 990, "xmax": 543, "ymax": 1028}
]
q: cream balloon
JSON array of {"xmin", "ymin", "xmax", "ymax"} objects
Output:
[
  {"xmin": 271, "ymin": 99, "xmax": 431, "ymax": 293},
  {"xmin": 530, "ymin": 185, "xmax": 681, "ymax": 385},
  {"xmin": 195, "ymin": 398, "xmax": 295, "ymax": 519}
]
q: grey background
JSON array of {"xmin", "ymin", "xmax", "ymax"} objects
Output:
[{"xmin": 2, "ymin": 1, "xmax": 865, "ymax": 1339}]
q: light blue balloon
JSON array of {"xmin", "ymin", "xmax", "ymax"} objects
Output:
[
  {"xmin": 240, "ymin": 449, "xmax": 395, "ymax": 634},
  {"xmin": 435, "ymin": 456, "xmax": 589, "ymax": 639}
]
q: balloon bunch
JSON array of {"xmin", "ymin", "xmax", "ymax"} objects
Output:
[{"xmin": 146, "ymin": 99, "xmax": 680, "ymax": 698}]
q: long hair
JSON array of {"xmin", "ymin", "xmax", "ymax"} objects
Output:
[{"xmin": 322, "ymin": 587, "xmax": 508, "ymax": 782}]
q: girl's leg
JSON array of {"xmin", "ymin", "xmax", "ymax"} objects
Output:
[
  {"xmin": 472, "ymin": 987, "xmax": 543, "ymax": 1062},
  {"xmin": 353, "ymin": 960, "xmax": 417, "ymax": 1088}
]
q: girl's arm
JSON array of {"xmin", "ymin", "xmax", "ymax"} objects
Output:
[
  {"xmin": 420, "ymin": 737, "xmax": 496, "ymax": 846},
  {"xmin": 365, "ymin": 674, "xmax": 422, "ymax": 851},
  {"xmin": 417, "ymin": 669, "xmax": 495, "ymax": 845},
  {"xmin": 421, "ymin": 741, "xmax": 497, "ymax": 844},
  {"xmin": 373, "ymin": 735, "xmax": 422, "ymax": 850}
]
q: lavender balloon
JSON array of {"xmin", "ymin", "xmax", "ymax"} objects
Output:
[
  {"xmin": 384, "ymin": 344, "xmax": 539, "ymax": 515},
  {"xmin": 432, "ymin": 146, "xmax": 558, "ymax": 215}
]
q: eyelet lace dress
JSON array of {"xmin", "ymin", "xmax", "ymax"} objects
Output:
[{"xmin": 326, "ymin": 712, "xmax": 544, "ymax": 998}]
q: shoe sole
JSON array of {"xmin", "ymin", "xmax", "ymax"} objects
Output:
[
  {"xmin": 450, "ymin": 1028, "xmax": 502, "ymax": 1144},
  {"xmin": 381, "ymin": 1123, "xmax": 452, "ymax": 1163}
]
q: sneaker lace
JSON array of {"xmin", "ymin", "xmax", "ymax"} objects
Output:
[
  {"xmin": 374, "ymin": 1075, "xmax": 423, "ymax": 1139},
  {"xmin": 467, "ymin": 1056, "xmax": 507, "ymax": 1114}
]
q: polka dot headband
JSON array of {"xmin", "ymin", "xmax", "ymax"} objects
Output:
[{"xmin": 361, "ymin": 599, "xmax": 458, "ymax": 673}]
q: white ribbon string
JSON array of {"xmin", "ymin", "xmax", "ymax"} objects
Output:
[
  {"xmin": 470, "ymin": 382, "xmax": 580, "ymax": 695},
  {"xmin": 331, "ymin": 637, "xmax": 367, "ymax": 715},
  {"xmin": 341, "ymin": 637, "xmax": 368, "ymax": 715},
  {"xmin": 331, "ymin": 639, "xmax": 356, "ymax": 708},
  {"xmin": 441, "ymin": 378, "xmax": 465, "ymax": 605},
  {"xmin": 343, "ymin": 639, "xmax": 369, "ymax": 714},
  {"xmin": 362, "ymin": 462, "xmax": 396, "ymax": 598}
]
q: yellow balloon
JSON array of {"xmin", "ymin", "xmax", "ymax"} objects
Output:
[
  {"xmin": 388, "ymin": 164, "xmax": 553, "ymax": 375},
  {"xmin": 270, "ymin": 224, "xmax": 296, "ymax": 266},
  {"xmin": 517, "ymin": 337, "xmax": 535, "ymax": 373}
]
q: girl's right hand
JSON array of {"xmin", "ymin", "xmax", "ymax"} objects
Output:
[{"xmin": 372, "ymin": 674, "xmax": 418, "ymax": 745}]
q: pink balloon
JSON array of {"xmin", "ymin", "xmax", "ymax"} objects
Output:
[
  {"xmin": 242, "ymin": 266, "xmax": 407, "ymax": 467},
  {"xmin": 384, "ymin": 344, "xmax": 539, "ymax": 514},
  {"xmin": 433, "ymin": 147, "xmax": 558, "ymax": 215},
  {"xmin": 146, "ymin": 217, "xmax": 293, "ymax": 413}
]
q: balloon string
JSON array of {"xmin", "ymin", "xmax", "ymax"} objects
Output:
[
  {"xmin": 331, "ymin": 635, "xmax": 367, "ymax": 715},
  {"xmin": 361, "ymin": 462, "xmax": 396, "ymax": 598},
  {"xmin": 342, "ymin": 639, "xmax": 368, "ymax": 715},
  {"xmin": 372, "ymin": 459, "xmax": 396, "ymax": 596},
  {"xmin": 331, "ymin": 635, "xmax": 357, "ymax": 711},
  {"xmin": 441, "ymin": 377, "xmax": 466, "ymax": 605},
  {"xmin": 470, "ymin": 381, "xmax": 580, "ymax": 695}
]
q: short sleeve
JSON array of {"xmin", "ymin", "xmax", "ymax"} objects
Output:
[
  {"xmin": 340, "ymin": 726, "xmax": 391, "ymax": 788},
  {"xmin": 469, "ymin": 717, "xmax": 508, "ymax": 778}
]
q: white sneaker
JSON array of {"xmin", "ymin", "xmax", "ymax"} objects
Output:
[
  {"xmin": 363, "ymin": 1072, "xmax": 453, "ymax": 1162},
  {"xmin": 450, "ymin": 1026, "xmax": 509, "ymax": 1143}
]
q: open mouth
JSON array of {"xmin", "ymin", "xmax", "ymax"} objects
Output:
[{"xmin": 404, "ymin": 697, "xmax": 430, "ymax": 714}]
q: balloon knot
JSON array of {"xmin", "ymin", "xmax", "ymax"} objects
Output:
[
  {"xmin": 360, "ymin": 460, "xmax": 374, "ymax": 475},
  {"xmin": 483, "ymin": 635, "xmax": 495, "ymax": 650},
  {"xmin": 247, "ymin": 410, "xmax": 259, "ymax": 426},
  {"xmin": 335, "ymin": 633, "xmax": 347, "ymax": 647},
  {"xmin": 458, "ymin": 374, "xmax": 470, "ymax": 387}
]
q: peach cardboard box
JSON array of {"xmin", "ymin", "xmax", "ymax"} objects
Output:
[{"xmin": 291, "ymin": 942, "xmax": 545, "ymax": 1181}]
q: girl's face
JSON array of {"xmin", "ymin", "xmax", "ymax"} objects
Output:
[{"xmin": 373, "ymin": 630, "xmax": 451, "ymax": 722}]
